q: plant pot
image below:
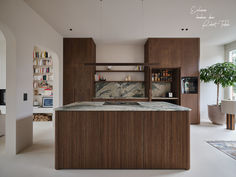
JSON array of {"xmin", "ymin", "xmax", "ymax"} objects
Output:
[{"xmin": 208, "ymin": 105, "xmax": 226, "ymax": 125}]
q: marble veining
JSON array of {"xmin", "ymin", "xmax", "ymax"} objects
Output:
[
  {"xmin": 95, "ymin": 82, "xmax": 145, "ymax": 98},
  {"xmin": 55, "ymin": 101, "xmax": 191, "ymax": 112},
  {"xmin": 152, "ymin": 83, "xmax": 171, "ymax": 97}
]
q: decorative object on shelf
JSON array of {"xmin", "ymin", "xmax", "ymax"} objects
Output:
[
  {"xmin": 125, "ymin": 75, "xmax": 131, "ymax": 81},
  {"xmin": 136, "ymin": 65, "xmax": 144, "ymax": 71},
  {"xmin": 152, "ymin": 69, "xmax": 172, "ymax": 82},
  {"xmin": 107, "ymin": 66, "xmax": 112, "ymax": 70},
  {"xmin": 94, "ymin": 74, "xmax": 100, "ymax": 81},
  {"xmin": 99, "ymin": 75, "xmax": 106, "ymax": 81},
  {"xmin": 167, "ymin": 92, "xmax": 173, "ymax": 98},
  {"xmin": 42, "ymin": 97, "xmax": 53, "ymax": 108},
  {"xmin": 33, "ymin": 99, "xmax": 40, "ymax": 107},
  {"xmin": 181, "ymin": 77, "xmax": 198, "ymax": 94},
  {"xmin": 200, "ymin": 62, "xmax": 236, "ymax": 124},
  {"xmin": 221, "ymin": 100, "xmax": 236, "ymax": 130}
]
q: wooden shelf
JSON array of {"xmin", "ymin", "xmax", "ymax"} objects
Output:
[
  {"xmin": 34, "ymin": 73, "xmax": 53, "ymax": 75},
  {"xmin": 33, "ymin": 65, "xmax": 52, "ymax": 68},
  {"xmin": 96, "ymin": 70, "xmax": 144, "ymax": 72},
  {"xmin": 152, "ymin": 81, "xmax": 172, "ymax": 83},
  {"xmin": 85, "ymin": 62, "xmax": 159, "ymax": 66},
  {"xmin": 93, "ymin": 97, "xmax": 149, "ymax": 101},
  {"xmin": 95, "ymin": 81, "xmax": 144, "ymax": 83},
  {"xmin": 152, "ymin": 97, "xmax": 179, "ymax": 100},
  {"xmin": 33, "ymin": 80, "xmax": 53, "ymax": 82},
  {"xmin": 34, "ymin": 57, "xmax": 52, "ymax": 60}
]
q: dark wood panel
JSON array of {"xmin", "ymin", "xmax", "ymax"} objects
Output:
[
  {"xmin": 144, "ymin": 38, "xmax": 200, "ymax": 124},
  {"xmin": 84, "ymin": 63, "xmax": 159, "ymax": 66},
  {"xmin": 63, "ymin": 39, "xmax": 75, "ymax": 105},
  {"xmin": 55, "ymin": 110, "xmax": 190, "ymax": 169},
  {"xmin": 181, "ymin": 94, "xmax": 199, "ymax": 124},
  {"xmin": 55, "ymin": 111, "xmax": 103, "ymax": 169},
  {"xmin": 181, "ymin": 38, "xmax": 200, "ymax": 77},
  {"xmin": 145, "ymin": 38, "xmax": 182, "ymax": 67},
  {"xmin": 63, "ymin": 38, "xmax": 95, "ymax": 104},
  {"xmin": 102, "ymin": 112, "xmax": 143, "ymax": 168},
  {"xmin": 143, "ymin": 111, "xmax": 190, "ymax": 169}
]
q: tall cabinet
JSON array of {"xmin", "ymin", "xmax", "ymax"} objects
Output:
[
  {"xmin": 145, "ymin": 38, "xmax": 200, "ymax": 124},
  {"xmin": 63, "ymin": 38, "xmax": 95, "ymax": 105}
]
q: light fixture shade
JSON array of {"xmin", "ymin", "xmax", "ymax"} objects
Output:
[{"xmin": 221, "ymin": 100, "xmax": 236, "ymax": 114}]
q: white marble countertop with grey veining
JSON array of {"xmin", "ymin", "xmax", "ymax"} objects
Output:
[{"xmin": 55, "ymin": 101, "xmax": 191, "ymax": 112}]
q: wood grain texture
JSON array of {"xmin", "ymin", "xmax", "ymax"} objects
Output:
[
  {"xmin": 181, "ymin": 94, "xmax": 199, "ymax": 124},
  {"xmin": 143, "ymin": 111, "xmax": 190, "ymax": 169},
  {"xmin": 55, "ymin": 111, "xmax": 190, "ymax": 169},
  {"xmin": 63, "ymin": 38, "xmax": 95, "ymax": 105},
  {"xmin": 144, "ymin": 38, "xmax": 200, "ymax": 124}
]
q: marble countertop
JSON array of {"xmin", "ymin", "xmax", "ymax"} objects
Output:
[{"xmin": 55, "ymin": 101, "xmax": 191, "ymax": 112}]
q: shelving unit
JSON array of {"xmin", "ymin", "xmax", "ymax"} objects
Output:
[
  {"xmin": 33, "ymin": 48, "xmax": 53, "ymax": 121},
  {"xmin": 96, "ymin": 70, "xmax": 144, "ymax": 72},
  {"xmin": 152, "ymin": 97, "xmax": 179, "ymax": 100},
  {"xmin": 148, "ymin": 68, "xmax": 181, "ymax": 105},
  {"xmin": 95, "ymin": 81, "xmax": 144, "ymax": 83}
]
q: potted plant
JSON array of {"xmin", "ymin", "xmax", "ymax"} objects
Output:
[{"xmin": 200, "ymin": 62, "xmax": 236, "ymax": 124}]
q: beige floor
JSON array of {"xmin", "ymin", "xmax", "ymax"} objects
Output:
[{"xmin": 0, "ymin": 121, "xmax": 236, "ymax": 177}]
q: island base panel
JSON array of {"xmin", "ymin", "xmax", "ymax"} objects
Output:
[{"xmin": 55, "ymin": 111, "xmax": 190, "ymax": 169}]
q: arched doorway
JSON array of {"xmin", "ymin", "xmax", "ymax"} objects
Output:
[
  {"xmin": 0, "ymin": 30, "xmax": 6, "ymax": 152},
  {"xmin": 32, "ymin": 45, "xmax": 60, "ymax": 122},
  {"xmin": 0, "ymin": 22, "xmax": 17, "ymax": 155}
]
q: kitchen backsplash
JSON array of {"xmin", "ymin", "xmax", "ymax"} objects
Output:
[
  {"xmin": 95, "ymin": 82, "xmax": 145, "ymax": 98},
  {"xmin": 152, "ymin": 83, "xmax": 171, "ymax": 97},
  {"xmin": 95, "ymin": 82, "xmax": 171, "ymax": 98}
]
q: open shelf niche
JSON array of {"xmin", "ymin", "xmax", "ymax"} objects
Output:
[
  {"xmin": 146, "ymin": 67, "xmax": 181, "ymax": 105},
  {"xmin": 94, "ymin": 64, "xmax": 146, "ymax": 100},
  {"xmin": 33, "ymin": 47, "xmax": 53, "ymax": 121}
]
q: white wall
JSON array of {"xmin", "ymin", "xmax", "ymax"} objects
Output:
[
  {"xmin": 224, "ymin": 40, "xmax": 236, "ymax": 99},
  {"xmin": 96, "ymin": 44, "xmax": 144, "ymax": 81},
  {"xmin": 0, "ymin": 31, "xmax": 6, "ymax": 89},
  {"xmin": 0, "ymin": 0, "xmax": 63, "ymax": 154},
  {"xmin": 200, "ymin": 44, "xmax": 225, "ymax": 121}
]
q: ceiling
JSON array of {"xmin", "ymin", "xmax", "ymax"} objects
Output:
[{"xmin": 24, "ymin": 0, "xmax": 236, "ymax": 45}]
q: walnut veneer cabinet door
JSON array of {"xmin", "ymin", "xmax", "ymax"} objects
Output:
[
  {"xmin": 63, "ymin": 38, "xmax": 75, "ymax": 105},
  {"xmin": 55, "ymin": 111, "xmax": 103, "ymax": 169},
  {"xmin": 101, "ymin": 112, "xmax": 144, "ymax": 168},
  {"xmin": 181, "ymin": 38, "xmax": 200, "ymax": 77},
  {"xmin": 63, "ymin": 38, "xmax": 95, "ymax": 105},
  {"xmin": 143, "ymin": 111, "xmax": 190, "ymax": 169},
  {"xmin": 55, "ymin": 111, "xmax": 144, "ymax": 169},
  {"xmin": 145, "ymin": 38, "xmax": 182, "ymax": 67},
  {"xmin": 181, "ymin": 94, "xmax": 199, "ymax": 124}
]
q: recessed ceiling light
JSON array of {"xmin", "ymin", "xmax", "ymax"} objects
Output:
[
  {"xmin": 181, "ymin": 28, "xmax": 189, "ymax": 31},
  {"xmin": 68, "ymin": 28, "xmax": 72, "ymax": 31}
]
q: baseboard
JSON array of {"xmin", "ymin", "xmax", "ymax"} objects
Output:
[{"xmin": 16, "ymin": 116, "xmax": 33, "ymax": 154}]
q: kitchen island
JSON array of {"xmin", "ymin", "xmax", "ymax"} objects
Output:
[{"xmin": 55, "ymin": 102, "xmax": 191, "ymax": 170}]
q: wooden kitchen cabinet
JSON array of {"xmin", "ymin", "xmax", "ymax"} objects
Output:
[
  {"xmin": 145, "ymin": 38, "xmax": 200, "ymax": 124},
  {"xmin": 145, "ymin": 38, "xmax": 182, "ymax": 68},
  {"xmin": 143, "ymin": 111, "xmax": 190, "ymax": 169},
  {"xmin": 55, "ymin": 110, "xmax": 190, "ymax": 169},
  {"xmin": 63, "ymin": 38, "xmax": 95, "ymax": 105}
]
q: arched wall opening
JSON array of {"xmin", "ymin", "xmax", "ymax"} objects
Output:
[
  {"xmin": 32, "ymin": 45, "xmax": 60, "ymax": 119},
  {"xmin": 0, "ymin": 30, "xmax": 6, "ymax": 147},
  {"xmin": 0, "ymin": 22, "xmax": 17, "ymax": 155}
]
